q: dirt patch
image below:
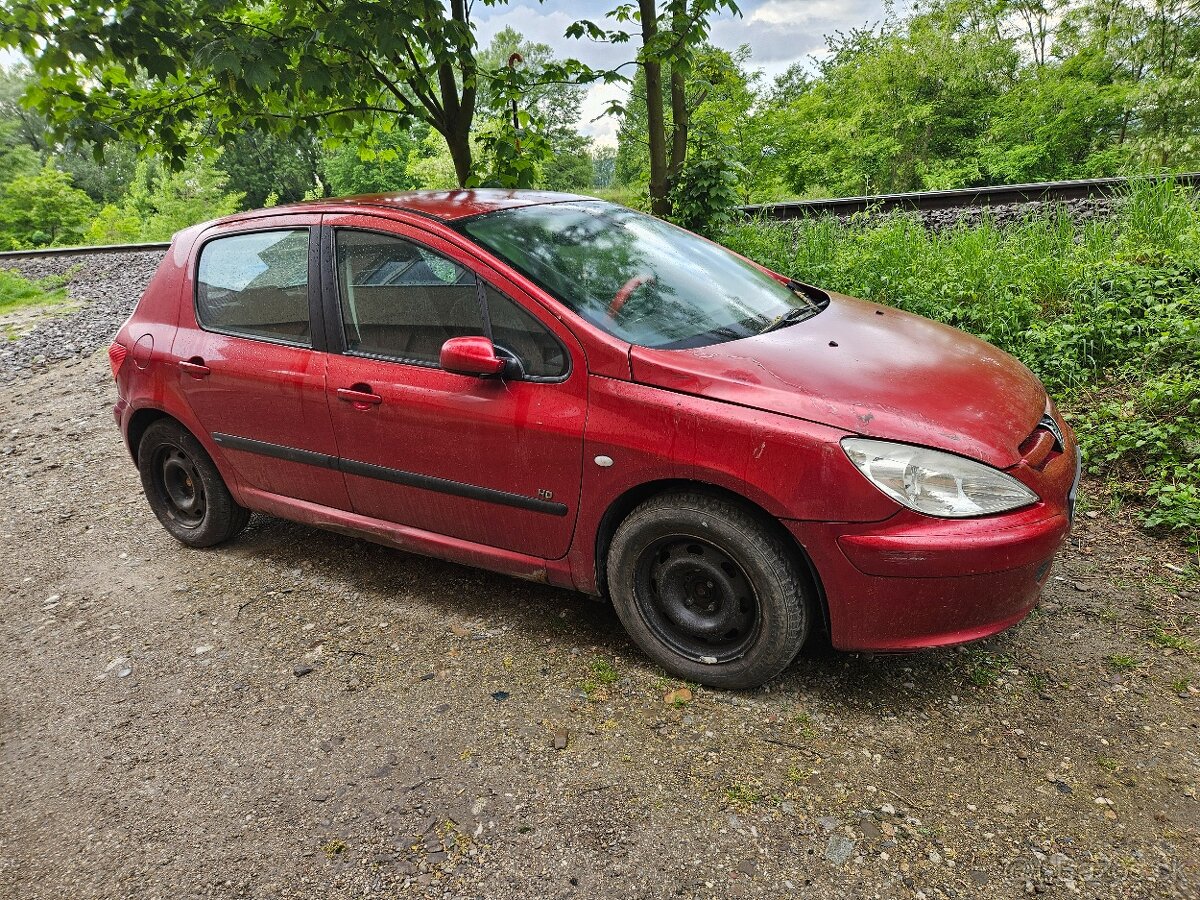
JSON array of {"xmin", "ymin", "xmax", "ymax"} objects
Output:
[{"xmin": 0, "ymin": 353, "xmax": 1196, "ymax": 899}]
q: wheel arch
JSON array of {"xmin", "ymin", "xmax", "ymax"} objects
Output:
[
  {"xmin": 125, "ymin": 407, "xmax": 176, "ymax": 462},
  {"xmin": 592, "ymin": 479, "xmax": 830, "ymax": 635}
]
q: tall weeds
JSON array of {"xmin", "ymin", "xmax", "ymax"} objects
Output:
[{"xmin": 722, "ymin": 180, "xmax": 1200, "ymax": 541}]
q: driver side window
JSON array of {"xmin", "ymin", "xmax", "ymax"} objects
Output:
[
  {"xmin": 334, "ymin": 229, "xmax": 567, "ymax": 378},
  {"xmin": 335, "ymin": 230, "xmax": 482, "ymax": 365}
]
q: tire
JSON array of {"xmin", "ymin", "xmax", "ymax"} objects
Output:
[
  {"xmin": 137, "ymin": 419, "xmax": 250, "ymax": 548},
  {"xmin": 606, "ymin": 490, "xmax": 811, "ymax": 689}
]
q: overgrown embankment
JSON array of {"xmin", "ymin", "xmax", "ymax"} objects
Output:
[{"xmin": 723, "ymin": 180, "xmax": 1200, "ymax": 543}]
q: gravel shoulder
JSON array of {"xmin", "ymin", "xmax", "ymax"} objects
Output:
[{"xmin": 0, "ymin": 256, "xmax": 1196, "ymax": 899}]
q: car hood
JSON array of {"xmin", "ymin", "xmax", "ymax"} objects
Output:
[{"xmin": 629, "ymin": 293, "xmax": 1046, "ymax": 469}]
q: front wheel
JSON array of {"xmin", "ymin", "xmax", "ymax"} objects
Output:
[
  {"xmin": 138, "ymin": 419, "xmax": 250, "ymax": 548},
  {"xmin": 606, "ymin": 491, "xmax": 812, "ymax": 689}
]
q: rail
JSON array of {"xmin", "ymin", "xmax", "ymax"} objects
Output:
[{"xmin": 741, "ymin": 172, "xmax": 1200, "ymax": 219}]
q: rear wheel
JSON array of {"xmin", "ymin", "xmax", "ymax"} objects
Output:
[
  {"xmin": 607, "ymin": 490, "xmax": 811, "ymax": 689},
  {"xmin": 138, "ymin": 419, "xmax": 249, "ymax": 548}
]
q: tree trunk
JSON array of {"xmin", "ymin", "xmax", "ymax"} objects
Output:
[
  {"xmin": 639, "ymin": 0, "xmax": 670, "ymax": 217},
  {"xmin": 444, "ymin": 0, "xmax": 476, "ymax": 187},
  {"xmin": 444, "ymin": 121, "xmax": 474, "ymax": 188},
  {"xmin": 669, "ymin": 64, "xmax": 688, "ymax": 185}
]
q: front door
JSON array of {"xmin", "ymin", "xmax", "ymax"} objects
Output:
[
  {"xmin": 171, "ymin": 221, "xmax": 352, "ymax": 511},
  {"xmin": 322, "ymin": 222, "xmax": 586, "ymax": 559}
]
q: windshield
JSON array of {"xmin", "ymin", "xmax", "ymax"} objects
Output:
[{"xmin": 460, "ymin": 201, "xmax": 819, "ymax": 349}]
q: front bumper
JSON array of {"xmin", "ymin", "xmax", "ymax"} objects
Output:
[{"xmin": 790, "ymin": 430, "xmax": 1080, "ymax": 653}]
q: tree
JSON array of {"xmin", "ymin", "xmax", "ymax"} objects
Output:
[
  {"xmin": 323, "ymin": 125, "xmax": 426, "ymax": 196},
  {"xmin": 221, "ymin": 131, "xmax": 325, "ymax": 207},
  {"xmin": 542, "ymin": 130, "xmax": 596, "ymax": 191},
  {"xmin": 85, "ymin": 154, "xmax": 243, "ymax": 244},
  {"xmin": 592, "ymin": 144, "xmax": 618, "ymax": 188},
  {"xmin": 0, "ymin": 161, "xmax": 94, "ymax": 248},
  {"xmin": 569, "ymin": 0, "xmax": 741, "ymax": 216},
  {"xmin": 0, "ymin": 0, "xmax": 586, "ymax": 188}
]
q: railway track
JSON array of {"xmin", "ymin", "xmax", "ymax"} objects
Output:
[
  {"xmin": 1, "ymin": 173, "xmax": 1198, "ymax": 260},
  {"xmin": 743, "ymin": 171, "xmax": 1200, "ymax": 219}
]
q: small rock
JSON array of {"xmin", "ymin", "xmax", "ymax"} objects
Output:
[
  {"xmin": 663, "ymin": 687, "xmax": 692, "ymax": 705},
  {"xmin": 825, "ymin": 834, "xmax": 856, "ymax": 865},
  {"xmin": 491, "ymin": 690, "xmax": 509, "ymax": 701},
  {"xmin": 1073, "ymin": 581, "xmax": 1090, "ymax": 592},
  {"xmin": 553, "ymin": 728, "xmax": 569, "ymax": 750},
  {"xmin": 817, "ymin": 817, "xmax": 840, "ymax": 832},
  {"xmin": 880, "ymin": 803, "xmax": 896, "ymax": 816},
  {"xmin": 293, "ymin": 664, "xmax": 315, "ymax": 677}
]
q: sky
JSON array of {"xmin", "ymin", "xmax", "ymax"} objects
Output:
[
  {"xmin": 1, "ymin": 0, "xmax": 889, "ymax": 145},
  {"xmin": 475, "ymin": 0, "xmax": 888, "ymax": 144}
]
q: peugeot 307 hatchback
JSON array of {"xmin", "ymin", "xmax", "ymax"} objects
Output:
[{"xmin": 109, "ymin": 190, "xmax": 1080, "ymax": 689}]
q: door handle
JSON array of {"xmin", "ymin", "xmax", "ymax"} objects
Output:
[
  {"xmin": 179, "ymin": 358, "xmax": 210, "ymax": 379},
  {"xmin": 337, "ymin": 386, "xmax": 382, "ymax": 409}
]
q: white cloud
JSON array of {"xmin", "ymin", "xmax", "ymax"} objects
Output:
[
  {"xmin": 470, "ymin": 0, "xmax": 887, "ymax": 141},
  {"xmin": 709, "ymin": 0, "xmax": 884, "ymax": 64}
]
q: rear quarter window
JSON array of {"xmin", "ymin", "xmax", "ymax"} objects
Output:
[{"xmin": 196, "ymin": 230, "xmax": 311, "ymax": 345}]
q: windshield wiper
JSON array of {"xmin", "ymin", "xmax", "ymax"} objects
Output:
[{"xmin": 757, "ymin": 305, "xmax": 816, "ymax": 335}]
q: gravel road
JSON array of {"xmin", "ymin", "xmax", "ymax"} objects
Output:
[{"xmin": 0, "ymin": 254, "xmax": 1197, "ymax": 899}]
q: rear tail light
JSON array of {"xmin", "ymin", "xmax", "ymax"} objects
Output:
[{"xmin": 108, "ymin": 342, "xmax": 128, "ymax": 380}]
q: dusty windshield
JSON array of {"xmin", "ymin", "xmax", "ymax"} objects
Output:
[{"xmin": 461, "ymin": 201, "xmax": 818, "ymax": 349}]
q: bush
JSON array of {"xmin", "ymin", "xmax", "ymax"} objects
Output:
[
  {"xmin": 721, "ymin": 179, "xmax": 1200, "ymax": 543},
  {"xmin": 0, "ymin": 161, "xmax": 95, "ymax": 249}
]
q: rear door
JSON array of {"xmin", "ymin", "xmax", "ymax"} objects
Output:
[
  {"xmin": 321, "ymin": 218, "xmax": 587, "ymax": 559},
  {"xmin": 170, "ymin": 218, "xmax": 352, "ymax": 511}
]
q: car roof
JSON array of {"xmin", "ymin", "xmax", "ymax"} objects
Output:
[{"xmin": 220, "ymin": 189, "xmax": 600, "ymax": 225}]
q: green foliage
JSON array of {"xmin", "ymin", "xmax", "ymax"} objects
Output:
[
  {"xmin": 0, "ymin": 161, "xmax": 94, "ymax": 249},
  {"xmin": 0, "ymin": 0, "xmax": 520, "ymax": 187},
  {"xmin": 85, "ymin": 155, "xmax": 243, "ymax": 244},
  {"xmin": 722, "ymin": 179, "xmax": 1200, "ymax": 541},
  {"xmin": 324, "ymin": 125, "xmax": 424, "ymax": 197},
  {"xmin": 475, "ymin": 112, "xmax": 553, "ymax": 189},
  {"xmin": 541, "ymin": 130, "xmax": 595, "ymax": 193},
  {"xmin": 0, "ymin": 268, "xmax": 68, "ymax": 310},
  {"xmin": 220, "ymin": 131, "xmax": 323, "ymax": 207},
  {"xmin": 669, "ymin": 156, "xmax": 743, "ymax": 236}
]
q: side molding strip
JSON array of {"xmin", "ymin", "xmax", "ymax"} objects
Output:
[{"xmin": 211, "ymin": 432, "xmax": 569, "ymax": 517}]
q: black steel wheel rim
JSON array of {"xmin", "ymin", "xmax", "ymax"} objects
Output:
[
  {"xmin": 154, "ymin": 444, "xmax": 206, "ymax": 528},
  {"xmin": 632, "ymin": 535, "xmax": 761, "ymax": 664}
]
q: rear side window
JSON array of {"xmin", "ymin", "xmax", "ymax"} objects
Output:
[{"xmin": 196, "ymin": 230, "xmax": 311, "ymax": 345}]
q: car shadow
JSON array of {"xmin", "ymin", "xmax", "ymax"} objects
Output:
[{"xmin": 225, "ymin": 513, "xmax": 1026, "ymax": 711}]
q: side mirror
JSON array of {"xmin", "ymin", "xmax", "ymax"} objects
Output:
[{"xmin": 440, "ymin": 336, "xmax": 506, "ymax": 377}]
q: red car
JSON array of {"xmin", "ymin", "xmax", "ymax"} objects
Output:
[{"xmin": 109, "ymin": 191, "xmax": 1080, "ymax": 688}]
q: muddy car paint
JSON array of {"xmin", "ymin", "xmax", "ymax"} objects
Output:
[{"xmin": 111, "ymin": 190, "xmax": 1078, "ymax": 654}]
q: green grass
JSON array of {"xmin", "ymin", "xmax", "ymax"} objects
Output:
[
  {"xmin": 591, "ymin": 657, "xmax": 619, "ymax": 685},
  {"xmin": 722, "ymin": 179, "xmax": 1200, "ymax": 544},
  {"xmin": 1108, "ymin": 653, "xmax": 1140, "ymax": 671},
  {"xmin": 0, "ymin": 268, "xmax": 70, "ymax": 312},
  {"xmin": 1150, "ymin": 629, "xmax": 1195, "ymax": 652}
]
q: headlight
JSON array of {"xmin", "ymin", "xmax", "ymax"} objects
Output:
[{"xmin": 841, "ymin": 438, "xmax": 1038, "ymax": 518}]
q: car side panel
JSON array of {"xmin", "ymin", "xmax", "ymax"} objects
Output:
[
  {"xmin": 567, "ymin": 375, "xmax": 900, "ymax": 594},
  {"xmin": 167, "ymin": 217, "xmax": 353, "ymax": 512}
]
